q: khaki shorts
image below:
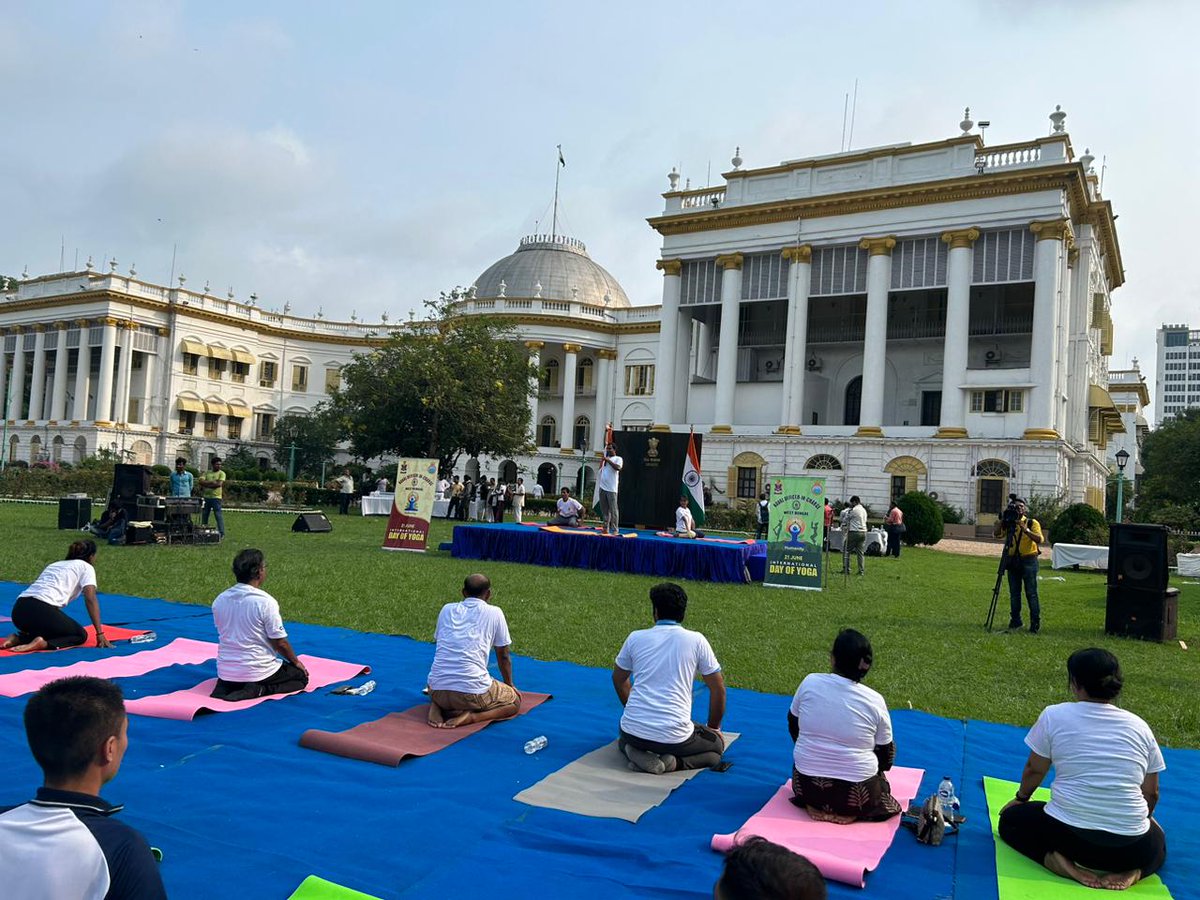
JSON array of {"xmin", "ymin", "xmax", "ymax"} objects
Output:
[{"xmin": 430, "ymin": 680, "xmax": 521, "ymax": 715}]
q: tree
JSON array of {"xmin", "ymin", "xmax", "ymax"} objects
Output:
[
  {"xmin": 1137, "ymin": 408, "xmax": 1200, "ymax": 529},
  {"xmin": 1049, "ymin": 503, "xmax": 1108, "ymax": 546},
  {"xmin": 274, "ymin": 405, "xmax": 340, "ymax": 478},
  {"xmin": 897, "ymin": 491, "xmax": 943, "ymax": 546},
  {"xmin": 328, "ymin": 289, "xmax": 536, "ymax": 473}
]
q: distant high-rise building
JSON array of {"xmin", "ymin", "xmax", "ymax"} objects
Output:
[{"xmin": 1155, "ymin": 324, "xmax": 1200, "ymax": 425}]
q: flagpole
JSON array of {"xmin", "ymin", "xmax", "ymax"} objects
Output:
[{"xmin": 552, "ymin": 145, "xmax": 562, "ymax": 239}]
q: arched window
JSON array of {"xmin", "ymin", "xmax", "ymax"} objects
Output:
[
  {"xmin": 541, "ymin": 359, "xmax": 560, "ymax": 392},
  {"xmin": 7, "ymin": 435, "xmax": 19, "ymax": 463},
  {"xmin": 539, "ymin": 415, "xmax": 558, "ymax": 447},
  {"xmin": 130, "ymin": 440, "xmax": 153, "ymax": 465},
  {"xmin": 885, "ymin": 455, "xmax": 928, "ymax": 502},
  {"xmin": 574, "ymin": 415, "xmax": 591, "ymax": 450},
  {"xmin": 729, "ymin": 451, "xmax": 767, "ymax": 501},
  {"xmin": 843, "ymin": 376, "xmax": 862, "ymax": 426},
  {"xmin": 537, "ymin": 462, "xmax": 558, "ymax": 495},
  {"xmin": 972, "ymin": 459, "xmax": 1012, "ymax": 478},
  {"xmin": 577, "ymin": 357, "xmax": 594, "ymax": 390},
  {"xmin": 29, "ymin": 435, "xmax": 42, "ymax": 463},
  {"xmin": 973, "ymin": 458, "xmax": 1012, "ymax": 523},
  {"xmin": 73, "ymin": 436, "xmax": 88, "ymax": 463},
  {"xmin": 52, "ymin": 436, "xmax": 65, "ymax": 462},
  {"xmin": 804, "ymin": 454, "xmax": 842, "ymax": 470}
]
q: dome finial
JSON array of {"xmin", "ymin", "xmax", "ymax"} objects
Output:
[
  {"xmin": 731, "ymin": 146, "xmax": 743, "ymax": 170},
  {"xmin": 960, "ymin": 107, "xmax": 974, "ymax": 135},
  {"xmin": 498, "ymin": 279, "xmax": 506, "ymax": 298},
  {"xmin": 534, "ymin": 281, "xmax": 542, "ymax": 298}
]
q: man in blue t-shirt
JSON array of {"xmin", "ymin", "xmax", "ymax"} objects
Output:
[
  {"xmin": 170, "ymin": 457, "xmax": 194, "ymax": 497},
  {"xmin": 0, "ymin": 677, "xmax": 166, "ymax": 899}
]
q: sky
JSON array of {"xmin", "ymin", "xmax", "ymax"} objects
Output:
[{"xmin": 2, "ymin": 1, "xmax": 1197, "ymax": 421}]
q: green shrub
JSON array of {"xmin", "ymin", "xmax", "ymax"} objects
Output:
[
  {"xmin": 705, "ymin": 504, "xmax": 757, "ymax": 533},
  {"xmin": 1049, "ymin": 503, "xmax": 1108, "ymax": 546},
  {"xmin": 936, "ymin": 501, "xmax": 964, "ymax": 525},
  {"xmin": 151, "ymin": 464, "xmax": 172, "ymax": 477},
  {"xmin": 1026, "ymin": 490, "xmax": 1069, "ymax": 530},
  {"xmin": 897, "ymin": 491, "xmax": 943, "ymax": 546}
]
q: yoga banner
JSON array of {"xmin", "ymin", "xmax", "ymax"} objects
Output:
[
  {"xmin": 763, "ymin": 476, "xmax": 825, "ymax": 591},
  {"xmin": 382, "ymin": 458, "xmax": 438, "ymax": 552}
]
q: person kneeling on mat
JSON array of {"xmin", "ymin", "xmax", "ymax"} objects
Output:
[
  {"xmin": 210, "ymin": 549, "xmax": 309, "ymax": 702},
  {"xmin": 613, "ymin": 582, "xmax": 726, "ymax": 774},
  {"xmin": 427, "ymin": 573, "xmax": 522, "ymax": 728},
  {"xmin": 3, "ymin": 540, "xmax": 113, "ymax": 653}
]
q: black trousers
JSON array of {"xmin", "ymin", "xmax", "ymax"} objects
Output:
[
  {"xmin": 999, "ymin": 801, "xmax": 1166, "ymax": 877},
  {"xmin": 338, "ymin": 493, "xmax": 352, "ymax": 515},
  {"xmin": 11, "ymin": 595, "xmax": 87, "ymax": 650},
  {"xmin": 619, "ymin": 724, "xmax": 725, "ymax": 770},
  {"xmin": 211, "ymin": 660, "xmax": 309, "ymax": 702}
]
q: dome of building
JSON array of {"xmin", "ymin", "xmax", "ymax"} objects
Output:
[{"xmin": 472, "ymin": 234, "xmax": 632, "ymax": 308}]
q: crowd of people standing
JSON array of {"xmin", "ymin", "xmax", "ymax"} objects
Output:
[{"xmin": 445, "ymin": 475, "xmax": 533, "ymax": 524}]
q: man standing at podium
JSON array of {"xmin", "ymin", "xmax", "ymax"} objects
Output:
[{"xmin": 170, "ymin": 458, "xmax": 194, "ymax": 497}]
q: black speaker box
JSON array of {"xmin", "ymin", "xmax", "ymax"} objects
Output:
[
  {"xmin": 1107, "ymin": 524, "xmax": 1169, "ymax": 595},
  {"xmin": 292, "ymin": 512, "xmax": 332, "ymax": 533},
  {"xmin": 125, "ymin": 523, "xmax": 156, "ymax": 546},
  {"xmin": 58, "ymin": 497, "xmax": 92, "ymax": 529},
  {"xmin": 1105, "ymin": 586, "xmax": 1178, "ymax": 642},
  {"xmin": 112, "ymin": 464, "xmax": 152, "ymax": 502}
]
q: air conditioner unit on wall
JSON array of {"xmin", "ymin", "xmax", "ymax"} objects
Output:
[
  {"xmin": 806, "ymin": 356, "xmax": 823, "ymax": 372},
  {"xmin": 984, "ymin": 348, "xmax": 1003, "ymax": 365}
]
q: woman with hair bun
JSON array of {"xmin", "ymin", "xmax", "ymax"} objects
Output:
[
  {"xmin": 2, "ymin": 541, "xmax": 113, "ymax": 652},
  {"xmin": 999, "ymin": 648, "xmax": 1167, "ymax": 890},
  {"xmin": 787, "ymin": 628, "xmax": 900, "ymax": 823}
]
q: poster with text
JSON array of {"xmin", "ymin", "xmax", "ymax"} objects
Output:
[
  {"xmin": 763, "ymin": 476, "xmax": 825, "ymax": 591},
  {"xmin": 382, "ymin": 458, "xmax": 438, "ymax": 552}
]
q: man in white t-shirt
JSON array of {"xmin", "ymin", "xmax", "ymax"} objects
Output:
[
  {"xmin": 675, "ymin": 496, "xmax": 703, "ymax": 539},
  {"xmin": 548, "ymin": 488, "xmax": 585, "ymax": 527},
  {"xmin": 613, "ymin": 582, "xmax": 726, "ymax": 774},
  {"xmin": 512, "ymin": 477, "xmax": 527, "ymax": 523},
  {"xmin": 840, "ymin": 496, "xmax": 868, "ymax": 576},
  {"xmin": 427, "ymin": 573, "xmax": 522, "ymax": 728},
  {"xmin": 210, "ymin": 549, "xmax": 309, "ymax": 702},
  {"xmin": 435, "ymin": 476, "xmax": 450, "ymax": 499},
  {"xmin": 598, "ymin": 441, "xmax": 623, "ymax": 535},
  {"xmin": 336, "ymin": 470, "xmax": 355, "ymax": 516}
]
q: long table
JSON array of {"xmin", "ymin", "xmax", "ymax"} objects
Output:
[
  {"xmin": 450, "ymin": 523, "xmax": 764, "ymax": 583},
  {"xmin": 1051, "ymin": 542, "xmax": 1108, "ymax": 570}
]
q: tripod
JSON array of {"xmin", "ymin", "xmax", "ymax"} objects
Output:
[{"xmin": 985, "ymin": 522, "xmax": 1019, "ymax": 631}]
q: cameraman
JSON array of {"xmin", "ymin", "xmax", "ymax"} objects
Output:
[{"xmin": 992, "ymin": 497, "xmax": 1043, "ymax": 634}]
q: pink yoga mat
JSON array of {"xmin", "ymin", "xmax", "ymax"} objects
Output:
[
  {"xmin": 124, "ymin": 654, "xmax": 370, "ymax": 720},
  {"xmin": 711, "ymin": 766, "xmax": 924, "ymax": 888},
  {"xmin": 0, "ymin": 625, "xmax": 151, "ymax": 657},
  {"xmin": 0, "ymin": 638, "xmax": 217, "ymax": 697},
  {"xmin": 300, "ymin": 692, "xmax": 552, "ymax": 766}
]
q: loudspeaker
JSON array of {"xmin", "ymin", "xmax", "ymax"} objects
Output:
[
  {"xmin": 125, "ymin": 522, "xmax": 156, "ymax": 546},
  {"xmin": 1105, "ymin": 586, "xmax": 1178, "ymax": 642},
  {"xmin": 292, "ymin": 512, "xmax": 332, "ymax": 533},
  {"xmin": 1107, "ymin": 524, "xmax": 1169, "ymax": 595},
  {"xmin": 58, "ymin": 497, "xmax": 92, "ymax": 529}
]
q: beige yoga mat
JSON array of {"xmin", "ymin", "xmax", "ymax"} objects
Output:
[{"xmin": 514, "ymin": 733, "xmax": 739, "ymax": 823}]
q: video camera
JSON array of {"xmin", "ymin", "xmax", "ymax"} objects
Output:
[{"xmin": 1001, "ymin": 494, "xmax": 1022, "ymax": 528}]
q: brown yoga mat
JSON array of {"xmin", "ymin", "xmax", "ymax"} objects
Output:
[{"xmin": 299, "ymin": 692, "xmax": 552, "ymax": 766}]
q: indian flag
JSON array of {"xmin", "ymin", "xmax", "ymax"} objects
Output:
[{"xmin": 682, "ymin": 428, "xmax": 705, "ymax": 525}]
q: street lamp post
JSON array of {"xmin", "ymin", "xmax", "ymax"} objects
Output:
[{"xmin": 1114, "ymin": 448, "xmax": 1130, "ymax": 524}]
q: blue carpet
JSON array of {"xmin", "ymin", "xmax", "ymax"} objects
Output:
[{"xmin": 1, "ymin": 586, "xmax": 1195, "ymax": 899}]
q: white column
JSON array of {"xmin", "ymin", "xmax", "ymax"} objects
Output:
[
  {"xmin": 50, "ymin": 322, "xmax": 70, "ymax": 421},
  {"xmin": 72, "ymin": 321, "xmax": 91, "ymax": 422},
  {"xmin": 525, "ymin": 340, "xmax": 543, "ymax": 446},
  {"xmin": 652, "ymin": 258, "xmax": 682, "ymax": 431},
  {"xmin": 27, "ymin": 326, "xmax": 47, "ymax": 421},
  {"xmin": 0, "ymin": 343, "xmax": 8, "ymax": 420},
  {"xmin": 1025, "ymin": 219, "xmax": 1071, "ymax": 440},
  {"xmin": 560, "ymin": 343, "xmax": 580, "ymax": 453},
  {"xmin": 937, "ymin": 228, "xmax": 980, "ymax": 438},
  {"xmin": 711, "ymin": 253, "xmax": 744, "ymax": 432},
  {"xmin": 856, "ymin": 236, "xmax": 896, "ymax": 437},
  {"xmin": 672, "ymin": 310, "xmax": 691, "ymax": 422},
  {"xmin": 593, "ymin": 350, "xmax": 614, "ymax": 453},
  {"xmin": 94, "ymin": 318, "xmax": 117, "ymax": 425},
  {"xmin": 8, "ymin": 329, "xmax": 27, "ymax": 420},
  {"xmin": 779, "ymin": 245, "xmax": 813, "ymax": 432},
  {"xmin": 139, "ymin": 348, "xmax": 157, "ymax": 426},
  {"xmin": 113, "ymin": 323, "xmax": 135, "ymax": 424}
]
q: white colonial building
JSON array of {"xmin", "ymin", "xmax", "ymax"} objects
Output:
[{"xmin": 1, "ymin": 107, "xmax": 1128, "ymax": 523}]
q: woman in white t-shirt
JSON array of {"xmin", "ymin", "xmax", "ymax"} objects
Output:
[
  {"xmin": 788, "ymin": 629, "xmax": 900, "ymax": 824},
  {"xmin": 2, "ymin": 541, "xmax": 113, "ymax": 653},
  {"xmin": 999, "ymin": 648, "xmax": 1167, "ymax": 890}
]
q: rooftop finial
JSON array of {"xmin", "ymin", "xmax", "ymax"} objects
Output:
[
  {"xmin": 109, "ymin": 257, "xmax": 118, "ymax": 273},
  {"xmin": 1079, "ymin": 147, "xmax": 1095, "ymax": 173},
  {"xmin": 129, "ymin": 262, "xmax": 137, "ymax": 277},
  {"xmin": 85, "ymin": 256, "xmax": 94, "ymax": 272},
  {"xmin": 960, "ymin": 107, "xmax": 974, "ymax": 135},
  {"xmin": 731, "ymin": 146, "xmax": 743, "ymax": 170},
  {"xmin": 667, "ymin": 166, "xmax": 680, "ymax": 191},
  {"xmin": 1050, "ymin": 104, "xmax": 1067, "ymax": 134},
  {"xmin": 534, "ymin": 281, "xmax": 542, "ymax": 299}
]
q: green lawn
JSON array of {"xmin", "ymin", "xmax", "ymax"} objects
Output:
[{"xmin": 3, "ymin": 501, "xmax": 1198, "ymax": 748}]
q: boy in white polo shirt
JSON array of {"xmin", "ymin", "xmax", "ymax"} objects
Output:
[
  {"xmin": 427, "ymin": 573, "xmax": 522, "ymax": 728},
  {"xmin": 612, "ymin": 582, "xmax": 726, "ymax": 774}
]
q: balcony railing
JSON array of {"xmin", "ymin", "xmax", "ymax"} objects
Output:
[{"xmin": 969, "ymin": 315, "xmax": 1033, "ymax": 336}]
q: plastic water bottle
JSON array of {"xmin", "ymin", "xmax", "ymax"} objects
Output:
[
  {"xmin": 937, "ymin": 776, "xmax": 958, "ymax": 814},
  {"xmin": 345, "ymin": 680, "xmax": 375, "ymax": 696},
  {"xmin": 130, "ymin": 632, "xmax": 157, "ymax": 644},
  {"xmin": 524, "ymin": 735, "xmax": 548, "ymax": 754}
]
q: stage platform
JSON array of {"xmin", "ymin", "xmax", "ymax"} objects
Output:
[{"xmin": 450, "ymin": 523, "xmax": 766, "ymax": 583}]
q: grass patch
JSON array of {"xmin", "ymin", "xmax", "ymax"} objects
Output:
[{"xmin": 3, "ymin": 501, "xmax": 1198, "ymax": 747}]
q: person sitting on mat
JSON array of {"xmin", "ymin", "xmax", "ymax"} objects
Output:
[
  {"xmin": 547, "ymin": 487, "xmax": 584, "ymax": 526},
  {"xmin": 788, "ymin": 629, "xmax": 900, "ymax": 824},
  {"xmin": 426, "ymin": 573, "xmax": 522, "ymax": 729},
  {"xmin": 715, "ymin": 836, "xmax": 826, "ymax": 900},
  {"xmin": 675, "ymin": 495, "xmax": 704, "ymax": 539},
  {"xmin": 3, "ymin": 540, "xmax": 113, "ymax": 653},
  {"xmin": 613, "ymin": 582, "xmax": 726, "ymax": 775},
  {"xmin": 998, "ymin": 648, "xmax": 1166, "ymax": 891},
  {"xmin": 210, "ymin": 549, "xmax": 309, "ymax": 702},
  {"xmin": 0, "ymin": 676, "xmax": 166, "ymax": 899}
]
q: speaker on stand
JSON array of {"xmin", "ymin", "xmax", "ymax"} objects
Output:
[
  {"xmin": 111, "ymin": 464, "xmax": 152, "ymax": 520},
  {"xmin": 1105, "ymin": 524, "xmax": 1176, "ymax": 642},
  {"xmin": 292, "ymin": 512, "xmax": 333, "ymax": 533}
]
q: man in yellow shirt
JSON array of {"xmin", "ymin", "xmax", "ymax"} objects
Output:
[
  {"xmin": 992, "ymin": 498, "xmax": 1043, "ymax": 633},
  {"xmin": 200, "ymin": 457, "xmax": 227, "ymax": 538}
]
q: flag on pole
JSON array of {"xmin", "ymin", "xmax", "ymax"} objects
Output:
[
  {"xmin": 682, "ymin": 427, "xmax": 705, "ymax": 525},
  {"xmin": 558, "ymin": 144, "xmax": 566, "ymax": 167},
  {"xmin": 592, "ymin": 422, "xmax": 612, "ymax": 515}
]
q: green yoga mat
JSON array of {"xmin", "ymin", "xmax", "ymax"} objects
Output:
[
  {"xmin": 287, "ymin": 875, "xmax": 382, "ymax": 900},
  {"xmin": 983, "ymin": 777, "xmax": 1171, "ymax": 897}
]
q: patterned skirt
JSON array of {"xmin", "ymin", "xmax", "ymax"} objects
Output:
[{"xmin": 791, "ymin": 767, "xmax": 902, "ymax": 822}]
